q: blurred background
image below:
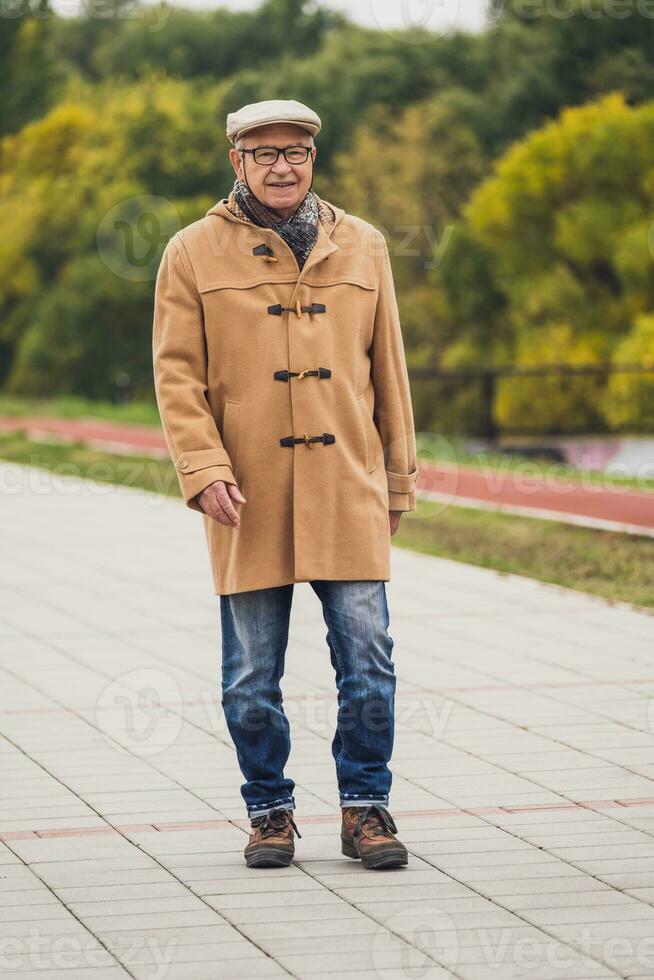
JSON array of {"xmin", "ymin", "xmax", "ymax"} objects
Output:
[{"xmin": 2, "ymin": 0, "xmax": 654, "ymax": 602}]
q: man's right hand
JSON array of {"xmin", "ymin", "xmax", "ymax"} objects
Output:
[{"xmin": 197, "ymin": 481, "xmax": 247, "ymax": 527}]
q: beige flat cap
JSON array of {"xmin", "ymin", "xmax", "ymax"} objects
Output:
[{"xmin": 226, "ymin": 99, "xmax": 321, "ymax": 144}]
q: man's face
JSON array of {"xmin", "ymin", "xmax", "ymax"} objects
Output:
[{"xmin": 229, "ymin": 123, "xmax": 317, "ymax": 217}]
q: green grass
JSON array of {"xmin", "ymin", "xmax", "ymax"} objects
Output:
[
  {"xmin": 0, "ymin": 394, "xmax": 161, "ymax": 427},
  {"xmin": 2, "ymin": 430, "xmax": 653, "ymax": 610},
  {"xmin": 394, "ymin": 499, "xmax": 654, "ymax": 610},
  {"xmin": 0, "ymin": 431, "xmax": 180, "ymax": 500}
]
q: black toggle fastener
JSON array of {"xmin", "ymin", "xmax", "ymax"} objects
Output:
[
  {"xmin": 267, "ymin": 303, "xmax": 327, "ymax": 317},
  {"xmin": 280, "ymin": 433, "xmax": 336, "ymax": 448},
  {"xmin": 253, "ymin": 244, "xmax": 277, "ymax": 262},
  {"xmin": 274, "ymin": 368, "xmax": 332, "ymax": 382}
]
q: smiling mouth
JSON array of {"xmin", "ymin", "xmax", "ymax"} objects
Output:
[{"xmin": 268, "ymin": 182, "xmax": 296, "ymax": 189}]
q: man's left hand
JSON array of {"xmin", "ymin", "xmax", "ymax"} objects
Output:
[{"xmin": 389, "ymin": 511, "xmax": 402, "ymax": 536}]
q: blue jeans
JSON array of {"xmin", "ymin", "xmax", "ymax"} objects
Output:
[{"xmin": 219, "ymin": 580, "xmax": 396, "ymax": 818}]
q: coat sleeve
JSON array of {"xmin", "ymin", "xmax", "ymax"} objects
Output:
[
  {"xmin": 370, "ymin": 233, "xmax": 419, "ymax": 512},
  {"xmin": 152, "ymin": 235, "xmax": 237, "ymax": 513}
]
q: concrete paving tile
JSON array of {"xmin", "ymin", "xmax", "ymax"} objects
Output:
[
  {"xmin": 309, "ymin": 870, "xmax": 461, "ymax": 890},
  {"xmin": 53, "ymin": 882, "xmax": 187, "ymax": 903},
  {"xmin": 113, "ymin": 939, "xmax": 264, "ymax": 965},
  {"xmin": 69, "ymin": 896, "xmax": 205, "ymax": 917},
  {"xmin": 0, "ymin": 972, "xmax": 130, "ymax": 980},
  {"xmin": 0, "ymin": 903, "xmax": 71, "ymax": 922},
  {"xmin": 100, "ymin": 925, "xmax": 238, "ymax": 945},
  {"xmin": 624, "ymin": 887, "xmax": 654, "ymax": 903},
  {"xmin": 147, "ymin": 851, "xmax": 246, "ymax": 869},
  {"xmin": 76, "ymin": 910, "xmax": 223, "ymax": 931},
  {"xmin": 28, "ymin": 857, "xmax": 162, "ymax": 878},
  {"xmin": 293, "ymin": 968, "xmax": 453, "ymax": 980},
  {"xmin": 0, "ymin": 887, "xmax": 62, "ymax": 907},
  {"xmin": 179, "ymin": 866, "xmax": 303, "ymax": 885},
  {"xmin": 523, "ymin": 904, "xmax": 654, "ymax": 925},
  {"xmin": 255, "ymin": 933, "xmax": 403, "ymax": 956},
  {"xmin": 0, "ymin": 919, "xmax": 95, "ymax": 938},
  {"xmin": 224, "ymin": 904, "xmax": 370, "ymax": 925},
  {"xmin": 194, "ymin": 876, "xmax": 327, "ymax": 896},
  {"xmin": 419, "ymin": 849, "xmax": 555, "ymax": 867},
  {"xmin": 527, "ymin": 831, "xmax": 652, "ymax": 847},
  {"xmin": 273, "ymin": 948, "xmax": 431, "ymax": 974},
  {"xmin": 204, "ymin": 890, "xmax": 343, "ymax": 911},
  {"xmin": 453, "ymin": 966, "xmax": 618, "ymax": 980},
  {"xmin": 501, "ymin": 891, "xmax": 635, "ymax": 911},
  {"xmin": 32, "ymin": 869, "xmax": 174, "ymax": 889},
  {"xmin": 444, "ymin": 863, "xmax": 585, "ymax": 883},
  {"xmin": 554, "ymin": 919, "xmax": 654, "ymax": 941},
  {"xmin": 573, "ymin": 857, "xmax": 654, "ymax": 875},
  {"xmin": 129, "ymin": 962, "xmax": 287, "ymax": 979},
  {"xmin": 0, "ymin": 877, "xmax": 45, "ymax": 892},
  {"xmin": 5, "ymin": 465, "xmax": 654, "ymax": 979}
]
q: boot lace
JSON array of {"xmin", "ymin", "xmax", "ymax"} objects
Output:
[
  {"xmin": 352, "ymin": 804, "xmax": 398, "ymax": 840},
  {"xmin": 251, "ymin": 807, "xmax": 302, "ymax": 839}
]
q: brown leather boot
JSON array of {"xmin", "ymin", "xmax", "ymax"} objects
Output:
[
  {"xmin": 244, "ymin": 808, "xmax": 302, "ymax": 868},
  {"xmin": 341, "ymin": 804, "xmax": 408, "ymax": 869}
]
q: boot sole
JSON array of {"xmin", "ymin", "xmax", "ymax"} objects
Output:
[
  {"xmin": 342, "ymin": 839, "xmax": 408, "ymax": 869},
  {"xmin": 245, "ymin": 848, "xmax": 293, "ymax": 868}
]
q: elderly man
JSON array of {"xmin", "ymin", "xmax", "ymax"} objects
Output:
[{"xmin": 152, "ymin": 99, "xmax": 418, "ymax": 870}]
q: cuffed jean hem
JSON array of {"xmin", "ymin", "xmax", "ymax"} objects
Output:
[
  {"xmin": 340, "ymin": 795, "xmax": 390, "ymax": 808},
  {"xmin": 247, "ymin": 797, "xmax": 296, "ymax": 818}
]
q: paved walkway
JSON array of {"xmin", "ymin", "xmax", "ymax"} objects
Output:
[{"xmin": 2, "ymin": 461, "xmax": 654, "ymax": 979}]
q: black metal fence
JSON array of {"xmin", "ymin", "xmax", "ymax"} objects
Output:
[{"xmin": 408, "ymin": 365, "xmax": 654, "ymax": 438}]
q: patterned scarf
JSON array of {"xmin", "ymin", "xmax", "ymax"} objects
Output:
[{"xmin": 230, "ymin": 176, "xmax": 319, "ymax": 270}]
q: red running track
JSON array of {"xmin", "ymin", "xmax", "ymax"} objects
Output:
[
  {"xmin": 0, "ymin": 415, "xmax": 169, "ymax": 455},
  {"xmin": 2, "ymin": 416, "xmax": 653, "ymax": 531},
  {"xmin": 419, "ymin": 461, "xmax": 654, "ymax": 532}
]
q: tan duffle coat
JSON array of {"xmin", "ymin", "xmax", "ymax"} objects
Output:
[{"xmin": 152, "ymin": 195, "xmax": 418, "ymax": 595}]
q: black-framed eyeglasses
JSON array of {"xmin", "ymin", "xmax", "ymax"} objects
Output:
[{"xmin": 239, "ymin": 145, "xmax": 312, "ymax": 166}]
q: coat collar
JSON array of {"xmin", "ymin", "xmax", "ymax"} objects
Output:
[{"xmin": 206, "ymin": 195, "xmax": 345, "ymax": 276}]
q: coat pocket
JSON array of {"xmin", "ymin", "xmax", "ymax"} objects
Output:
[
  {"xmin": 356, "ymin": 393, "xmax": 380, "ymax": 474},
  {"xmin": 221, "ymin": 400, "xmax": 242, "ymax": 472}
]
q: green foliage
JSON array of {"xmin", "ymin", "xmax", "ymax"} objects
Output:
[
  {"xmin": 604, "ymin": 314, "xmax": 654, "ymax": 431},
  {"xmin": 0, "ymin": 5, "xmax": 66, "ymax": 137},
  {"xmin": 479, "ymin": 0, "xmax": 654, "ymax": 152},
  {"xmin": 87, "ymin": 0, "xmax": 344, "ymax": 82},
  {"xmin": 329, "ymin": 92, "xmax": 487, "ymax": 368},
  {"xmin": 0, "ymin": 76, "xmax": 221, "ymax": 396},
  {"xmin": 395, "ymin": 496, "xmax": 654, "ymax": 609},
  {"xmin": 1, "ymin": 0, "xmax": 654, "ymax": 434},
  {"xmin": 466, "ymin": 93, "xmax": 654, "ymax": 431}
]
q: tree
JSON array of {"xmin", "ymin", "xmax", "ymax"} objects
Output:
[
  {"xmin": 0, "ymin": 76, "xmax": 223, "ymax": 396},
  {"xmin": 466, "ymin": 92, "xmax": 654, "ymax": 430},
  {"xmin": 0, "ymin": 1, "xmax": 64, "ymax": 136}
]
